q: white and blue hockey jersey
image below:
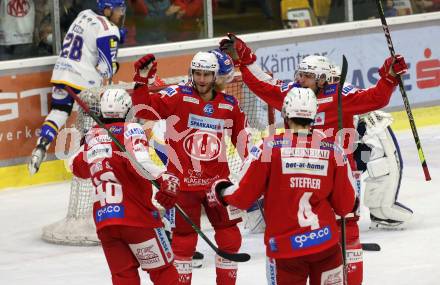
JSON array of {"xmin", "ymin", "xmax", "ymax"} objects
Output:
[{"xmin": 51, "ymin": 9, "xmax": 120, "ymax": 90}]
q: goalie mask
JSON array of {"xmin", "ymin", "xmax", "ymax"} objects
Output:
[
  {"xmin": 296, "ymin": 55, "xmax": 333, "ymax": 83},
  {"xmin": 100, "ymin": 88, "xmax": 132, "ymax": 119},
  {"xmin": 282, "ymin": 88, "xmax": 317, "ymax": 120}
]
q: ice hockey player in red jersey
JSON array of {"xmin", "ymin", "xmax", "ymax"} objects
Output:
[
  {"xmin": 69, "ymin": 88, "xmax": 179, "ymax": 285},
  {"xmin": 219, "ymin": 33, "xmax": 408, "ymax": 285},
  {"xmin": 207, "ymin": 87, "xmax": 356, "ymax": 285},
  {"xmin": 131, "ymin": 52, "xmax": 249, "ymax": 285}
]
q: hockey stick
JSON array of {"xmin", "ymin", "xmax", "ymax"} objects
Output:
[
  {"xmin": 361, "ymin": 243, "xmax": 381, "ymax": 251},
  {"xmin": 66, "ymin": 86, "xmax": 251, "ymax": 263},
  {"xmin": 337, "ymin": 55, "xmax": 349, "ymax": 285},
  {"xmin": 375, "ymin": 0, "xmax": 431, "ymax": 181}
]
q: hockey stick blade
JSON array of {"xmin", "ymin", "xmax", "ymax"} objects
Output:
[
  {"xmin": 175, "ymin": 205, "xmax": 251, "ymax": 262},
  {"xmin": 362, "ymin": 243, "xmax": 381, "ymax": 251},
  {"xmin": 216, "ymin": 250, "xmax": 251, "ymax": 262}
]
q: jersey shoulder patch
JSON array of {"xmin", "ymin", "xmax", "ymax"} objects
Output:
[
  {"xmin": 222, "ymin": 93, "xmax": 237, "ymax": 105},
  {"xmin": 159, "ymin": 85, "xmax": 179, "ymax": 97},
  {"xmin": 124, "ymin": 123, "xmax": 146, "ymax": 138},
  {"xmin": 178, "ymin": 85, "xmax": 194, "ymax": 95},
  {"xmin": 342, "ymin": 83, "xmax": 359, "ymax": 96}
]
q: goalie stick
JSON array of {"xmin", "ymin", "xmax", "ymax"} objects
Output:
[
  {"xmin": 65, "ymin": 86, "xmax": 251, "ymax": 263},
  {"xmin": 337, "ymin": 55, "xmax": 349, "ymax": 285},
  {"xmin": 375, "ymin": 0, "xmax": 431, "ymax": 181}
]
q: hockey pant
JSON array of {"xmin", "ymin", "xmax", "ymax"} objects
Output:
[
  {"xmin": 170, "ymin": 190, "xmax": 242, "ymax": 285},
  {"xmin": 266, "ymin": 244, "xmax": 343, "ymax": 285},
  {"xmin": 338, "ymin": 218, "xmax": 363, "ymax": 285},
  {"xmin": 97, "ymin": 225, "xmax": 178, "ymax": 285},
  {"xmin": 40, "ymin": 84, "xmax": 80, "ymax": 143}
]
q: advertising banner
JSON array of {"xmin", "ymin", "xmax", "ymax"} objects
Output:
[
  {"xmin": 0, "ymin": 54, "xmax": 192, "ymax": 166},
  {"xmin": 255, "ymin": 25, "xmax": 440, "ymax": 109}
]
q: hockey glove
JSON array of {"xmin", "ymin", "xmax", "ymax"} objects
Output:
[
  {"xmin": 207, "ymin": 179, "xmax": 233, "ymax": 208},
  {"xmin": 219, "ymin": 33, "xmax": 256, "ymax": 67},
  {"xmin": 133, "ymin": 54, "xmax": 157, "ymax": 85},
  {"xmin": 155, "ymin": 172, "xmax": 179, "ymax": 209},
  {"xmin": 379, "ymin": 55, "xmax": 407, "ymax": 85}
]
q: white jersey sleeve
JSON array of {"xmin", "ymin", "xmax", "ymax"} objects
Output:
[{"xmin": 51, "ymin": 9, "xmax": 120, "ymax": 90}]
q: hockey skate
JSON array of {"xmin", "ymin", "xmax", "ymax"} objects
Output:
[
  {"xmin": 369, "ymin": 214, "xmax": 406, "ymax": 231},
  {"xmin": 28, "ymin": 137, "xmax": 50, "ymax": 176}
]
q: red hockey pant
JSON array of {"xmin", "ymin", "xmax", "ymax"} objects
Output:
[
  {"xmin": 97, "ymin": 225, "xmax": 178, "ymax": 285},
  {"xmin": 269, "ymin": 244, "xmax": 343, "ymax": 285},
  {"xmin": 172, "ymin": 190, "xmax": 242, "ymax": 285}
]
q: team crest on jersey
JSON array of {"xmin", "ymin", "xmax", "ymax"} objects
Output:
[
  {"xmin": 203, "ymin": 103, "xmax": 214, "ymax": 116},
  {"xmin": 223, "ymin": 94, "xmax": 236, "ymax": 105},
  {"xmin": 324, "ymin": 84, "xmax": 337, "ymax": 96},
  {"xmin": 179, "ymin": 85, "xmax": 193, "ymax": 95}
]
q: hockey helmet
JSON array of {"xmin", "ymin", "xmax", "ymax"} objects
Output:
[
  {"xmin": 296, "ymin": 55, "xmax": 333, "ymax": 82},
  {"xmin": 97, "ymin": 0, "xmax": 126, "ymax": 13},
  {"xmin": 190, "ymin": 52, "xmax": 219, "ymax": 75},
  {"xmin": 282, "ymin": 88, "xmax": 317, "ymax": 120},
  {"xmin": 329, "ymin": 64, "xmax": 341, "ymax": 84},
  {"xmin": 100, "ymin": 88, "xmax": 132, "ymax": 119}
]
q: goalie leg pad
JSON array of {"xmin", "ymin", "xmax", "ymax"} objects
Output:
[
  {"xmin": 362, "ymin": 126, "xmax": 413, "ymax": 224},
  {"xmin": 244, "ymin": 198, "xmax": 266, "ymax": 234}
]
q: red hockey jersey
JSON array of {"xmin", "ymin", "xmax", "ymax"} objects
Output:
[
  {"xmin": 223, "ymin": 130, "xmax": 356, "ymax": 259},
  {"xmin": 132, "ymin": 84, "xmax": 249, "ymax": 191},
  {"xmin": 240, "ymin": 64, "xmax": 396, "ymax": 152},
  {"xmin": 70, "ymin": 122, "xmax": 164, "ymax": 231}
]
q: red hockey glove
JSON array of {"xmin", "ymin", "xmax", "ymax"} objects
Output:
[
  {"xmin": 133, "ymin": 54, "xmax": 157, "ymax": 85},
  {"xmin": 219, "ymin": 33, "xmax": 256, "ymax": 67},
  {"xmin": 378, "ymin": 55, "xmax": 408, "ymax": 85},
  {"xmin": 155, "ymin": 172, "xmax": 179, "ymax": 209},
  {"xmin": 206, "ymin": 179, "xmax": 233, "ymax": 208}
]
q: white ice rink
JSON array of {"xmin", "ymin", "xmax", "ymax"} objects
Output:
[{"xmin": 1, "ymin": 126, "xmax": 439, "ymax": 285}]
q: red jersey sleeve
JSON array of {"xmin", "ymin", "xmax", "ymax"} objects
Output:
[
  {"xmin": 329, "ymin": 145, "xmax": 356, "ymax": 216},
  {"xmin": 240, "ymin": 63, "xmax": 287, "ymax": 111},
  {"xmin": 132, "ymin": 84, "xmax": 179, "ymax": 120},
  {"xmin": 69, "ymin": 145, "xmax": 91, "ymax": 179},
  {"xmin": 341, "ymin": 78, "xmax": 396, "ymax": 115},
  {"xmin": 231, "ymin": 101, "xmax": 249, "ymax": 159},
  {"xmin": 223, "ymin": 143, "xmax": 269, "ymax": 209}
]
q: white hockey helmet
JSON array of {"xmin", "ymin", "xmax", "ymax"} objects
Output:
[
  {"xmin": 282, "ymin": 88, "xmax": 317, "ymax": 120},
  {"xmin": 190, "ymin": 52, "xmax": 219, "ymax": 75},
  {"xmin": 329, "ymin": 63, "xmax": 341, "ymax": 84},
  {"xmin": 100, "ymin": 88, "xmax": 132, "ymax": 118},
  {"xmin": 296, "ymin": 55, "xmax": 333, "ymax": 82}
]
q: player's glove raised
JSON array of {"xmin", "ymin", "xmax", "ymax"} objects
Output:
[
  {"xmin": 219, "ymin": 33, "xmax": 256, "ymax": 67},
  {"xmin": 133, "ymin": 54, "xmax": 157, "ymax": 85},
  {"xmin": 206, "ymin": 179, "xmax": 233, "ymax": 207},
  {"xmin": 155, "ymin": 172, "xmax": 179, "ymax": 209},
  {"xmin": 379, "ymin": 55, "xmax": 407, "ymax": 85}
]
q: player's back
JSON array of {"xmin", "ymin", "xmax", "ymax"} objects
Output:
[
  {"xmin": 71, "ymin": 122, "xmax": 163, "ymax": 231},
  {"xmin": 51, "ymin": 9, "xmax": 120, "ymax": 90},
  {"xmin": 261, "ymin": 130, "xmax": 355, "ymax": 258}
]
